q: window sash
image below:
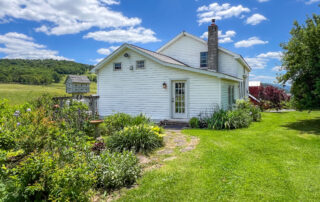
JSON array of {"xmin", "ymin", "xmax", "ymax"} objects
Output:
[
  {"xmin": 136, "ymin": 60, "xmax": 145, "ymax": 69},
  {"xmin": 200, "ymin": 52, "xmax": 208, "ymax": 68},
  {"xmin": 114, "ymin": 63, "xmax": 121, "ymax": 71},
  {"xmin": 228, "ymin": 85, "xmax": 235, "ymax": 107}
]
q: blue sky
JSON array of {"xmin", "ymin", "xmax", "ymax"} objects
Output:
[{"xmin": 0, "ymin": 0, "xmax": 319, "ymax": 83}]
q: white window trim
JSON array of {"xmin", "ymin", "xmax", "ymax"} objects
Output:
[
  {"xmin": 200, "ymin": 52, "xmax": 208, "ymax": 68},
  {"xmin": 113, "ymin": 62, "xmax": 122, "ymax": 71},
  {"xmin": 136, "ymin": 60, "xmax": 145, "ymax": 69}
]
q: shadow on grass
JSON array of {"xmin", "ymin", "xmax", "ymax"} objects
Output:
[{"xmin": 282, "ymin": 117, "xmax": 320, "ymax": 135}]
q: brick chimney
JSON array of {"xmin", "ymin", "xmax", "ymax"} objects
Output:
[{"xmin": 208, "ymin": 19, "xmax": 218, "ymax": 71}]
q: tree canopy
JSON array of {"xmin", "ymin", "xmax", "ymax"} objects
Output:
[
  {"xmin": 279, "ymin": 13, "xmax": 320, "ymax": 110},
  {"xmin": 0, "ymin": 59, "xmax": 93, "ymax": 85}
]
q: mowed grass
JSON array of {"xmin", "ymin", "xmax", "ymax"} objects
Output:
[
  {"xmin": 0, "ymin": 82, "xmax": 97, "ymax": 105},
  {"xmin": 118, "ymin": 111, "xmax": 320, "ymax": 201}
]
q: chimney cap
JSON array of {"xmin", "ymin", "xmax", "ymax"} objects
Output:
[{"xmin": 211, "ymin": 19, "xmax": 216, "ymax": 25}]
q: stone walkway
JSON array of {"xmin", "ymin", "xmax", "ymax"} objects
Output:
[
  {"xmin": 98, "ymin": 129, "xmax": 200, "ymax": 202},
  {"xmin": 137, "ymin": 129, "xmax": 199, "ymax": 172}
]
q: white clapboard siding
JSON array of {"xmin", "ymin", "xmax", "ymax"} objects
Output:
[
  {"xmin": 158, "ymin": 34, "xmax": 246, "ymax": 80},
  {"xmin": 219, "ymin": 51, "xmax": 245, "ymax": 78},
  {"xmin": 97, "ymin": 49, "xmax": 221, "ymax": 120},
  {"xmin": 159, "ymin": 35, "xmax": 208, "ymax": 68}
]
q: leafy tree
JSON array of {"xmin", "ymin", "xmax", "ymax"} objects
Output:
[
  {"xmin": 279, "ymin": 13, "xmax": 320, "ymax": 110},
  {"xmin": 0, "ymin": 59, "xmax": 94, "ymax": 85}
]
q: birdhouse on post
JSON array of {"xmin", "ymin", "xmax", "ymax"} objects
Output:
[{"xmin": 65, "ymin": 75, "xmax": 91, "ymax": 96}]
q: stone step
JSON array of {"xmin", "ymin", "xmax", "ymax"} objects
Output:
[{"xmin": 159, "ymin": 119, "xmax": 189, "ymax": 129}]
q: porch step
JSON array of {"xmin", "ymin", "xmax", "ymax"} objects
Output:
[{"xmin": 159, "ymin": 119, "xmax": 189, "ymax": 128}]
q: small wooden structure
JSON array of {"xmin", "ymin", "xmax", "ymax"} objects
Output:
[{"xmin": 65, "ymin": 75, "xmax": 90, "ymax": 95}]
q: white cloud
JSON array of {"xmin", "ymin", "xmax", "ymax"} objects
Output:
[
  {"xmin": 197, "ymin": 3, "xmax": 250, "ymax": 25},
  {"xmin": 0, "ymin": 32, "xmax": 70, "ymax": 60},
  {"xmin": 84, "ymin": 27, "xmax": 160, "ymax": 43},
  {"xmin": 249, "ymin": 74, "xmax": 276, "ymax": 82},
  {"xmin": 245, "ymin": 57, "xmax": 268, "ymax": 69},
  {"xmin": 97, "ymin": 46, "xmax": 119, "ymax": 55},
  {"xmin": 235, "ymin": 37, "xmax": 268, "ymax": 48},
  {"xmin": 306, "ymin": 0, "xmax": 320, "ymax": 4},
  {"xmin": 272, "ymin": 66, "xmax": 282, "ymax": 71},
  {"xmin": 257, "ymin": 51, "xmax": 283, "ymax": 60},
  {"xmin": 245, "ymin": 51, "xmax": 283, "ymax": 69},
  {"xmin": 0, "ymin": 0, "xmax": 142, "ymax": 35},
  {"xmin": 246, "ymin": 14, "xmax": 267, "ymax": 25},
  {"xmin": 201, "ymin": 30, "xmax": 236, "ymax": 43},
  {"xmin": 94, "ymin": 58, "xmax": 104, "ymax": 64},
  {"xmin": 100, "ymin": 0, "xmax": 120, "ymax": 5},
  {"xmin": 258, "ymin": 0, "xmax": 270, "ymax": 2}
]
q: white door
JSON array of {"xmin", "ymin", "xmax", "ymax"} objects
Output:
[{"xmin": 172, "ymin": 81, "xmax": 187, "ymax": 119}]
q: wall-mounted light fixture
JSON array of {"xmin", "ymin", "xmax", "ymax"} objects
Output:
[{"xmin": 162, "ymin": 82, "xmax": 167, "ymax": 89}]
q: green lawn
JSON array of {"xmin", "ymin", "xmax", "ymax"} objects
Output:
[
  {"xmin": 0, "ymin": 82, "xmax": 97, "ymax": 105},
  {"xmin": 118, "ymin": 111, "xmax": 320, "ymax": 201}
]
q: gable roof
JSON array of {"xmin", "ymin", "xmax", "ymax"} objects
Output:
[
  {"xmin": 157, "ymin": 32, "xmax": 251, "ymax": 71},
  {"xmin": 66, "ymin": 75, "xmax": 90, "ymax": 84},
  {"xmin": 91, "ymin": 43, "xmax": 242, "ymax": 82},
  {"xmin": 128, "ymin": 44, "xmax": 189, "ymax": 66}
]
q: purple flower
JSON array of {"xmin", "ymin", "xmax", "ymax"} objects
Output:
[
  {"xmin": 17, "ymin": 122, "xmax": 21, "ymax": 126},
  {"xmin": 13, "ymin": 110, "xmax": 20, "ymax": 117},
  {"xmin": 27, "ymin": 108, "xmax": 31, "ymax": 112}
]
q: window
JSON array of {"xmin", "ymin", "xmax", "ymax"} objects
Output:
[
  {"xmin": 228, "ymin": 85, "xmax": 235, "ymax": 108},
  {"xmin": 136, "ymin": 60, "xmax": 145, "ymax": 69},
  {"xmin": 200, "ymin": 52, "xmax": 208, "ymax": 68},
  {"xmin": 114, "ymin": 63, "xmax": 121, "ymax": 71}
]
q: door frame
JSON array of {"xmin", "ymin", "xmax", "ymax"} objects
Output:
[{"xmin": 170, "ymin": 79, "xmax": 189, "ymax": 119}]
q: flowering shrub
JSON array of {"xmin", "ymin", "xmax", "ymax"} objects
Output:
[
  {"xmin": 91, "ymin": 138, "xmax": 106, "ymax": 155},
  {"xmin": 0, "ymin": 95, "xmax": 142, "ymax": 201},
  {"xmin": 107, "ymin": 124, "xmax": 164, "ymax": 154}
]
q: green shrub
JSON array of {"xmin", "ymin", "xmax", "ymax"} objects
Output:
[
  {"xmin": 235, "ymin": 100, "xmax": 261, "ymax": 122},
  {"xmin": 201, "ymin": 104, "xmax": 256, "ymax": 130},
  {"xmin": 101, "ymin": 113, "xmax": 132, "ymax": 136},
  {"xmin": 131, "ymin": 114, "xmax": 150, "ymax": 126},
  {"xmin": 226, "ymin": 109, "xmax": 252, "ymax": 129},
  {"xmin": 89, "ymin": 150, "xmax": 140, "ymax": 190},
  {"xmin": 107, "ymin": 124, "xmax": 164, "ymax": 154},
  {"xmin": 189, "ymin": 117, "xmax": 200, "ymax": 128},
  {"xmin": 48, "ymin": 156, "xmax": 96, "ymax": 201},
  {"xmin": 0, "ymin": 131, "xmax": 15, "ymax": 150},
  {"xmin": 250, "ymin": 105, "xmax": 262, "ymax": 122},
  {"xmin": 4, "ymin": 152, "xmax": 96, "ymax": 202},
  {"xmin": 4, "ymin": 152, "xmax": 55, "ymax": 201},
  {"xmin": 101, "ymin": 113, "xmax": 150, "ymax": 136},
  {"xmin": 206, "ymin": 109, "xmax": 229, "ymax": 130}
]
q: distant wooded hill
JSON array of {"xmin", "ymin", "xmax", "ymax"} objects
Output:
[{"xmin": 0, "ymin": 59, "xmax": 94, "ymax": 85}]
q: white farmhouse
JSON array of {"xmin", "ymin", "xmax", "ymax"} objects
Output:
[{"xmin": 92, "ymin": 20, "xmax": 251, "ymax": 121}]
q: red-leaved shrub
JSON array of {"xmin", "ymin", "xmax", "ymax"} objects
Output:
[{"xmin": 249, "ymin": 85, "xmax": 289, "ymax": 110}]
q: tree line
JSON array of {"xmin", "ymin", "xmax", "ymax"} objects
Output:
[{"xmin": 0, "ymin": 59, "xmax": 94, "ymax": 85}]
